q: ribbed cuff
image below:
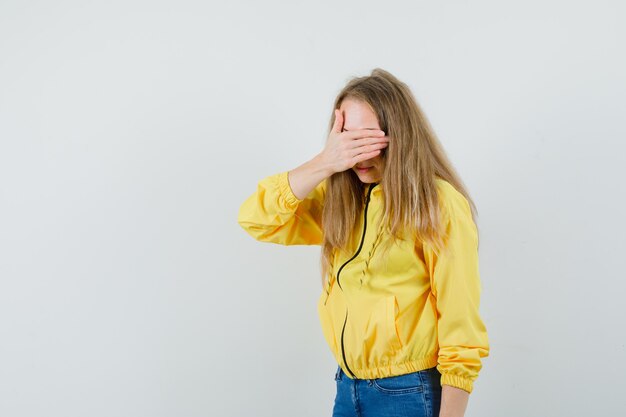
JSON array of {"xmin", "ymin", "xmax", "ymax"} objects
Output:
[
  {"xmin": 440, "ymin": 372, "xmax": 474, "ymax": 394},
  {"xmin": 277, "ymin": 170, "xmax": 303, "ymax": 209}
]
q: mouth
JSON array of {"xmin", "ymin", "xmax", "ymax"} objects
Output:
[{"xmin": 355, "ymin": 166, "xmax": 372, "ymax": 173}]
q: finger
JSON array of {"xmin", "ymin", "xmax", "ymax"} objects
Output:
[
  {"xmin": 332, "ymin": 109, "xmax": 344, "ymax": 133},
  {"xmin": 342, "ymin": 129, "xmax": 385, "ymax": 140},
  {"xmin": 346, "ymin": 138, "xmax": 389, "ymax": 154},
  {"xmin": 349, "ymin": 136, "xmax": 390, "ymax": 148},
  {"xmin": 349, "ymin": 143, "xmax": 387, "ymax": 158},
  {"xmin": 353, "ymin": 149, "xmax": 381, "ymax": 164}
]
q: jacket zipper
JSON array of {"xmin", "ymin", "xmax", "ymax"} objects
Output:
[{"xmin": 335, "ymin": 182, "xmax": 378, "ymax": 379}]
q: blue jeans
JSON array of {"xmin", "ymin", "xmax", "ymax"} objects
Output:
[{"xmin": 332, "ymin": 365, "xmax": 442, "ymax": 417}]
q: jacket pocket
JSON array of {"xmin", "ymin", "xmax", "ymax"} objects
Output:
[{"xmin": 361, "ymin": 295, "xmax": 404, "ymax": 364}]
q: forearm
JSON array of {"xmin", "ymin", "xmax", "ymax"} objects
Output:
[
  {"xmin": 287, "ymin": 153, "xmax": 334, "ymax": 200},
  {"xmin": 439, "ymin": 384, "xmax": 469, "ymax": 417}
]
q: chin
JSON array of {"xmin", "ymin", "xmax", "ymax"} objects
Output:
[{"xmin": 354, "ymin": 172, "xmax": 380, "ymax": 183}]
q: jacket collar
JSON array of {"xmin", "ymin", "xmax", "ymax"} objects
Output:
[{"xmin": 367, "ymin": 182, "xmax": 382, "ymax": 197}]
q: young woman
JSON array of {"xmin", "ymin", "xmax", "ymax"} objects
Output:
[{"xmin": 238, "ymin": 68, "xmax": 489, "ymax": 417}]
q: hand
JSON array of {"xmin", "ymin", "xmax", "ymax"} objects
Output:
[{"xmin": 319, "ymin": 109, "xmax": 389, "ymax": 174}]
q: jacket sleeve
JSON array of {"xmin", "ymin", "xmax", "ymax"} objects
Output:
[
  {"xmin": 237, "ymin": 170, "xmax": 326, "ymax": 245},
  {"xmin": 423, "ymin": 185, "xmax": 490, "ymax": 394}
]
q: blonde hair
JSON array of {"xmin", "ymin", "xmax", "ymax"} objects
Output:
[{"xmin": 320, "ymin": 68, "xmax": 479, "ymax": 288}]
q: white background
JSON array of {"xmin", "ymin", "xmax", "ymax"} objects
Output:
[{"xmin": 1, "ymin": 1, "xmax": 624, "ymax": 416}]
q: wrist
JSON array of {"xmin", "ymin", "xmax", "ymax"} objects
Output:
[{"xmin": 311, "ymin": 152, "xmax": 335, "ymax": 178}]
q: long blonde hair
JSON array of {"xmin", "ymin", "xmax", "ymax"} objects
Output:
[{"xmin": 320, "ymin": 68, "xmax": 479, "ymax": 288}]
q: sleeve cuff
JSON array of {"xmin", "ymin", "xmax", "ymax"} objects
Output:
[
  {"xmin": 440, "ymin": 372, "xmax": 474, "ymax": 394},
  {"xmin": 277, "ymin": 170, "xmax": 303, "ymax": 209}
]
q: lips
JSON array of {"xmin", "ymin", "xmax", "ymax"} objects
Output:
[{"xmin": 356, "ymin": 166, "xmax": 372, "ymax": 172}]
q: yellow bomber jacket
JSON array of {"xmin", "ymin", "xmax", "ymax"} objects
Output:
[{"xmin": 237, "ymin": 170, "xmax": 489, "ymax": 393}]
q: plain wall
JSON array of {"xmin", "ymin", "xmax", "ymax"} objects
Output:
[{"xmin": 1, "ymin": 1, "xmax": 625, "ymax": 416}]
